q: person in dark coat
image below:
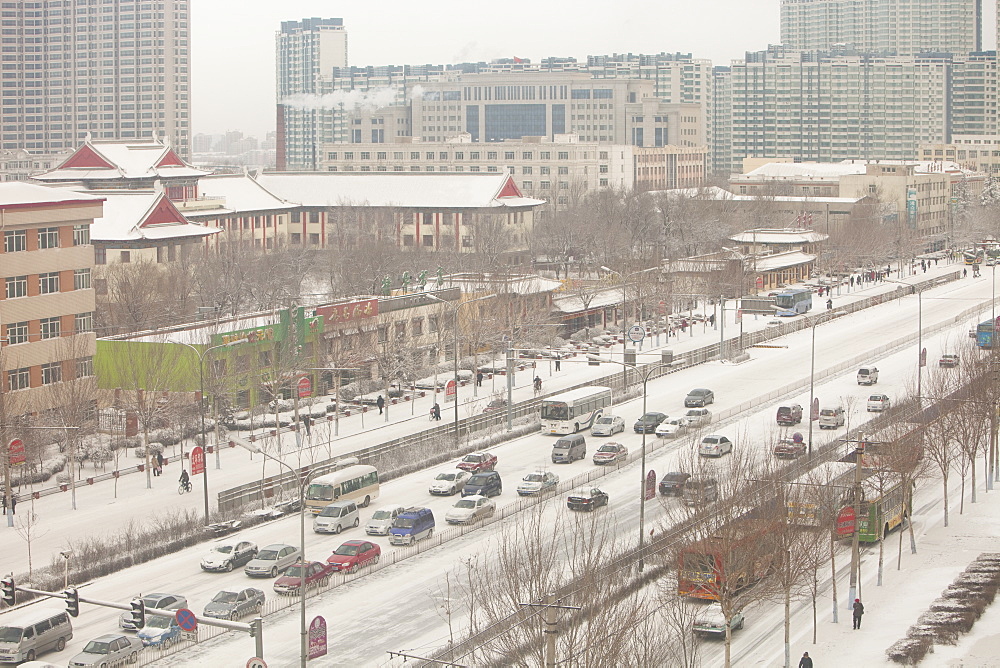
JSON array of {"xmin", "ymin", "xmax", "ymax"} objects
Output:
[
  {"xmin": 476, "ymin": 372, "xmax": 483, "ymax": 387},
  {"xmin": 376, "ymin": 395, "xmax": 385, "ymax": 414},
  {"xmin": 554, "ymin": 358, "xmax": 561, "ymax": 371},
  {"xmin": 10, "ymin": 493, "xmax": 17, "ymax": 514},
  {"xmin": 432, "ymin": 402, "xmax": 441, "ymax": 420},
  {"xmin": 302, "ymin": 415, "xmax": 311, "ymax": 435},
  {"xmin": 853, "ymin": 598, "xmax": 865, "ymax": 629},
  {"xmin": 154, "ymin": 451, "xmax": 164, "ymax": 476},
  {"xmin": 798, "ymin": 651, "xmax": 813, "ymax": 668}
]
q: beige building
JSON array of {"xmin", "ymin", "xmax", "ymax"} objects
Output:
[
  {"xmin": 0, "ymin": 183, "xmax": 101, "ymax": 414},
  {"xmin": 919, "ymin": 138, "xmax": 1000, "ymax": 175}
]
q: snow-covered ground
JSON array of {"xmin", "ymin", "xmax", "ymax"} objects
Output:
[{"xmin": 4, "ymin": 257, "xmax": 996, "ymax": 667}]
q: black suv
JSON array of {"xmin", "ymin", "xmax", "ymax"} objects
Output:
[
  {"xmin": 462, "ymin": 471, "xmax": 502, "ymax": 497},
  {"xmin": 658, "ymin": 472, "xmax": 691, "ymax": 496}
]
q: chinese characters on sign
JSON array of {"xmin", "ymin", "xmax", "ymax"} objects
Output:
[
  {"xmin": 190, "ymin": 446, "xmax": 205, "ymax": 476},
  {"xmin": 308, "ymin": 615, "xmax": 327, "ymax": 659},
  {"xmin": 316, "ymin": 299, "xmax": 378, "ymax": 326}
]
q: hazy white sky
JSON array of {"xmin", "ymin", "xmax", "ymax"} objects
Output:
[{"xmin": 192, "ymin": 1, "xmax": 785, "ymax": 138}]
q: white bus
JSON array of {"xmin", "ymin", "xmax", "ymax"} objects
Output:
[
  {"xmin": 304, "ymin": 465, "xmax": 380, "ymax": 514},
  {"xmin": 540, "ymin": 385, "xmax": 613, "ymax": 435}
]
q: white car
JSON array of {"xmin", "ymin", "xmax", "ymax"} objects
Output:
[
  {"xmin": 445, "ymin": 495, "xmax": 496, "ymax": 524},
  {"xmin": 591, "ymin": 414, "xmax": 625, "ymax": 436},
  {"xmin": 693, "ymin": 603, "xmax": 745, "ymax": 635},
  {"xmin": 517, "ymin": 471, "xmax": 560, "ymax": 496},
  {"xmin": 684, "ymin": 408, "xmax": 712, "ymax": 426},
  {"xmin": 655, "ymin": 417, "xmax": 689, "ymax": 438},
  {"xmin": 199, "ymin": 540, "xmax": 258, "ymax": 572},
  {"xmin": 365, "ymin": 506, "xmax": 405, "ymax": 536},
  {"xmin": 428, "ymin": 470, "xmax": 470, "ymax": 496},
  {"xmin": 699, "ymin": 435, "xmax": 733, "ymax": 457}
]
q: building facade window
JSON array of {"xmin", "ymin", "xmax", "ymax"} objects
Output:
[
  {"xmin": 74, "ymin": 312, "xmax": 94, "ymax": 334},
  {"xmin": 39, "ymin": 272, "xmax": 60, "ymax": 294},
  {"xmin": 73, "ymin": 224, "xmax": 90, "ymax": 246},
  {"xmin": 38, "ymin": 227, "xmax": 59, "ymax": 249},
  {"xmin": 6, "ymin": 321, "xmax": 28, "ymax": 345},
  {"xmin": 5, "ymin": 276, "xmax": 27, "ymax": 299},
  {"xmin": 77, "ymin": 356, "xmax": 94, "ymax": 378},
  {"xmin": 8, "ymin": 367, "xmax": 29, "ymax": 391},
  {"xmin": 4, "ymin": 230, "xmax": 26, "ymax": 253},
  {"xmin": 40, "ymin": 316, "xmax": 61, "ymax": 339},
  {"xmin": 41, "ymin": 361, "xmax": 62, "ymax": 385},
  {"xmin": 73, "ymin": 268, "xmax": 91, "ymax": 290}
]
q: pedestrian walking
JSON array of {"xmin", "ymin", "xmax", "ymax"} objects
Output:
[
  {"xmin": 476, "ymin": 371, "xmax": 483, "ymax": 387},
  {"xmin": 964, "ymin": 267, "xmax": 968, "ymax": 278},
  {"xmin": 554, "ymin": 357, "xmax": 561, "ymax": 371},
  {"xmin": 302, "ymin": 415, "xmax": 311, "ymax": 436},
  {"xmin": 826, "ymin": 298, "xmax": 833, "ymax": 310},
  {"xmin": 10, "ymin": 493, "xmax": 16, "ymax": 515},
  {"xmin": 853, "ymin": 598, "xmax": 865, "ymax": 629},
  {"xmin": 1, "ymin": 492, "xmax": 6, "ymax": 514},
  {"xmin": 798, "ymin": 651, "xmax": 813, "ymax": 668},
  {"xmin": 154, "ymin": 451, "xmax": 164, "ymax": 476},
  {"xmin": 376, "ymin": 395, "xmax": 385, "ymax": 414},
  {"xmin": 432, "ymin": 402, "xmax": 441, "ymax": 421}
]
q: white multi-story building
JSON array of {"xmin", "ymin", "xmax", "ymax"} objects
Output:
[
  {"xmin": 0, "ymin": 0, "xmax": 191, "ymax": 158},
  {"xmin": 780, "ymin": 0, "xmax": 982, "ymax": 56},
  {"xmin": 276, "ymin": 18, "xmax": 349, "ymax": 170}
]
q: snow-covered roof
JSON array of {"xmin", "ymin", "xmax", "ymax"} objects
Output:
[
  {"xmin": 195, "ymin": 173, "xmax": 297, "ymax": 214},
  {"xmin": 0, "ymin": 181, "xmax": 104, "ymax": 209},
  {"xmin": 655, "ymin": 186, "xmax": 861, "ymax": 205},
  {"xmin": 552, "ymin": 287, "xmax": 625, "ymax": 314},
  {"xmin": 86, "ymin": 190, "xmax": 220, "ymax": 243},
  {"xmin": 34, "ymin": 138, "xmax": 208, "ymax": 182},
  {"xmin": 124, "ymin": 313, "xmax": 282, "ymax": 345},
  {"xmin": 443, "ymin": 273, "xmax": 563, "ymax": 296},
  {"xmin": 737, "ymin": 162, "xmax": 867, "ymax": 180},
  {"xmin": 753, "ymin": 250, "xmax": 817, "ymax": 271},
  {"xmin": 730, "ymin": 229, "xmax": 829, "ymax": 244},
  {"xmin": 253, "ymin": 172, "xmax": 546, "ymax": 210}
]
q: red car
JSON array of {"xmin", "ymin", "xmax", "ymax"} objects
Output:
[
  {"xmin": 456, "ymin": 451, "xmax": 497, "ymax": 473},
  {"xmin": 593, "ymin": 442, "xmax": 628, "ymax": 465},
  {"xmin": 272, "ymin": 560, "xmax": 333, "ymax": 595},
  {"xmin": 327, "ymin": 540, "xmax": 382, "ymax": 573}
]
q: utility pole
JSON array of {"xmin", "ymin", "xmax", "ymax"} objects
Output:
[
  {"xmin": 847, "ymin": 436, "xmax": 866, "ymax": 609},
  {"xmin": 517, "ymin": 596, "xmax": 580, "ymax": 668}
]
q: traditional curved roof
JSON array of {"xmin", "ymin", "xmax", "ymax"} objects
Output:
[
  {"xmin": 33, "ymin": 138, "xmax": 208, "ymax": 182},
  {"xmin": 85, "ymin": 190, "xmax": 220, "ymax": 243}
]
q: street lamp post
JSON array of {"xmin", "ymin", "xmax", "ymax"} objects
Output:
[
  {"xmin": 234, "ymin": 439, "xmax": 312, "ymax": 668},
  {"xmin": 168, "ymin": 340, "xmax": 239, "ymax": 525},
  {"xmin": 807, "ymin": 309, "xmax": 843, "ymax": 455},
  {"xmin": 425, "ymin": 293, "xmax": 497, "ymax": 438},
  {"xmin": 588, "ymin": 353, "xmax": 669, "ymax": 572}
]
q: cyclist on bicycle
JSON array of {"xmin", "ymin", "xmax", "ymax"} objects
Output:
[
  {"xmin": 179, "ymin": 468, "xmax": 190, "ymax": 489},
  {"xmin": 533, "ymin": 376, "xmax": 542, "ymax": 392}
]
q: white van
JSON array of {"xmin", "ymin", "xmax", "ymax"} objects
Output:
[
  {"xmin": 818, "ymin": 406, "xmax": 845, "ymax": 429},
  {"xmin": 868, "ymin": 394, "xmax": 891, "ymax": 412},
  {"xmin": 313, "ymin": 500, "xmax": 360, "ymax": 534},
  {"xmin": 0, "ymin": 607, "xmax": 73, "ymax": 664},
  {"xmin": 857, "ymin": 366, "xmax": 879, "ymax": 385}
]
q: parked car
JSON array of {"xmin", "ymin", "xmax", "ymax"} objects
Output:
[
  {"xmin": 327, "ymin": 540, "xmax": 381, "ymax": 573},
  {"xmin": 456, "ymin": 451, "xmax": 497, "ymax": 473},
  {"xmin": 68, "ymin": 633, "xmax": 142, "ymax": 667},
  {"xmin": 428, "ymin": 470, "xmax": 471, "ymax": 496},
  {"xmin": 684, "ymin": 408, "xmax": 712, "ymax": 426},
  {"xmin": 682, "ymin": 477, "xmax": 719, "ymax": 507},
  {"xmin": 773, "ymin": 436, "xmax": 807, "ymax": 459},
  {"xmin": 273, "ymin": 560, "xmax": 333, "ymax": 595},
  {"xmin": 567, "ymin": 488, "xmax": 609, "ymax": 511},
  {"xmin": 868, "ymin": 394, "xmax": 891, "ymax": 412},
  {"xmin": 202, "ymin": 588, "xmax": 265, "ymax": 621},
  {"xmin": 1, "ymin": 608, "xmax": 73, "ymax": 665},
  {"xmin": 517, "ymin": 471, "xmax": 560, "ymax": 496},
  {"xmin": 699, "ymin": 435, "xmax": 733, "ymax": 458},
  {"xmin": 365, "ymin": 505, "xmax": 405, "ymax": 536},
  {"xmin": 659, "ymin": 472, "xmax": 691, "ymax": 496},
  {"xmin": 136, "ymin": 615, "xmax": 182, "ymax": 648},
  {"xmin": 939, "ymin": 354, "xmax": 960, "ymax": 368},
  {"xmin": 818, "ymin": 405, "xmax": 845, "ymax": 429},
  {"xmin": 482, "ymin": 397, "xmax": 507, "ymax": 413},
  {"xmin": 462, "ymin": 471, "xmax": 503, "ymax": 497},
  {"xmin": 200, "ymin": 540, "xmax": 258, "ymax": 573},
  {"xmin": 775, "ymin": 404, "xmax": 803, "ymax": 426},
  {"xmin": 684, "ymin": 388, "xmax": 715, "ymax": 407},
  {"xmin": 551, "ymin": 434, "xmax": 587, "ymax": 463},
  {"xmin": 693, "ymin": 603, "xmax": 745, "ymax": 636},
  {"xmin": 633, "ymin": 412, "xmax": 668, "ymax": 434},
  {"xmin": 445, "ymin": 495, "xmax": 496, "ymax": 524},
  {"xmin": 119, "ymin": 593, "xmax": 187, "ymax": 631},
  {"xmin": 591, "ymin": 414, "xmax": 625, "ymax": 436},
  {"xmin": 244, "ymin": 544, "xmax": 300, "ymax": 578},
  {"xmin": 312, "ymin": 500, "xmax": 360, "ymax": 534},
  {"xmin": 655, "ymin": 417, "xmax": 688, "ymax": 438},
  {"xmin": 389, "ymin": 507, "xmax": 436, "ymax": 546},
  {"xmin": 592, "ymin": 442, "xmax": 628, "ymax": 465},
  {"xmin": 857, "ymin": 366, "xmax": 879, "ymax": 385}
]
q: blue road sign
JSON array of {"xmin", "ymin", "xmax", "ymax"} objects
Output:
[{"xmin": 175, "ymin": 608, "xmax": 198, "ymax": 632}]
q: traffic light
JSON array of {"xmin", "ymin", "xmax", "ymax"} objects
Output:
[
  {"xmin": 64, "ymin": 587, "xmax": 79, "ymax": 617},
  {"xmin": 130, "ymin": 598, "xmax": 145, "ymax": 629},
  {"xmin": 248, "ymin": 617, "xmax": 261, "ymax": 638},
  {"xmin": 1, "ymin": 576, "xmax": 13, "ymax": 606}
]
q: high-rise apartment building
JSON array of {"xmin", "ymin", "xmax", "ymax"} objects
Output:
[
  {"xmin": 276, "ymin": 18, "xmax": 348, "ymax": 170},
  {"xmin": 0, "ymin": 0, "xmax": 191, "ymax": 158},
  {"xmin": 780, "ymin": 0, "xmax": 982, "ymax": 56}
]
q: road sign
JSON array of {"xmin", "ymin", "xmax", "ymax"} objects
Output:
[
  {"xmin": 297, "ymin": 376, "xmax": 312, "ymax": 398},
  {"xmin": 182, "ymin": 631, "xmax": 197, "ymax": 642},
  {"xmin": 919, "ymin": 347, "xmax": 927, "ymax": 367},
  {"xmin": 246, "ymin": 659, "xmax": 267, "ymax": 668},
  {"xmin": 175, "ymin": 608, "xmax": 198, "ymax": 632},
  {"xmin": 836, "ymin": 506, "xmax": 856, "ymax": 537},
  {"xmin": 445, "ymin": 379, "xmax": 457, "ymax": 401},
  {"xmin": 308, "ymin": 615, "xmax": 328, "ymax": 659},
  {"xmin": 190, "ymin": 446, "xmax": 205, "ymax": 476},
  {"xmin": 810, "ymin": 398, "xmax": 820, "ymax": 421},
  {"xmin": 644, "ymin": 470, "xmax": 657, "ymax": 501},
  {"xmin": 8, "ymin": 439, "xmax": 24, "ymax": 467},
  {"xmin": 627, "ymin": 325, "xmax": 645, "ymax": 343}
]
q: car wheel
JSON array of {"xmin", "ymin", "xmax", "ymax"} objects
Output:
[
  {"xmin": 55, "ymin": 637, "xmax": 66, "ymax": 652},
  {"xmin": 334, "ymin": 524, "xmax": 342, "ymax": 534},
  {"xmin": 348, "ymin": 563, "xmax": 359, "ymax": 574},
  {"xmin": 230, "ymin": 611, "xmax": 239, "ymax": 621},
  {"xmin": 270, "ymin": 566, "xmax": 278, "ymax": 578},
  {"xmin": 362, "ymin": 495, "xmax": 371, "ymax": 507},
  {"xmin": 353, "ymin": 517, "xmax": 360, "ymax": 528},
  {"xmin": 225, "ymin": 560, "xmax": 234, "ymax": 572},
  {"xmin": 25, "ymin": 651, "xmax": 35, "ymax": 662},
  {"xmin": 495, "ymin": 486, "xmax": 502, "ymax": 496},
  {"xmin": 129, "ymin": 651, "xmax": 138, "ymax": 664},
  {"xmin": 320, "ymin": 576, "xmax": 330, "ymax": 587},
  {"xmin": 98, "ymin": 663, "xmax": 107, "ymax": 668},
  {"xmin": 427, "ymin": 528, "xmax": 434, "ymax": 540},
  {"xmin": 162, "ymin": 638, "xmax": 173, "ymax": 649},
  {"xmin": 573, "ymin": 423, "xmax": 580, "ymax": 433},
  {"xmin": 373, "ymin": 554, "xmax": 381, "ymax": 564}
]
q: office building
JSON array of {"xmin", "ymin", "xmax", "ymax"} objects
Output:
[
  {"xmin": 780, "ymin": 0, "xmax": 982, "ymax": 56},
  {"xmin": 1, "ymin": 0, "xmax": 191, "ymax": 158},
  {"xmin": 276, "ymin": 18, "xmax": 349, "ymax": 170}
]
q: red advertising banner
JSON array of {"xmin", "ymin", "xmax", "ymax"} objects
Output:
[
  {"xmin": 644, "ymin": 470, "xmax": 657, "ymax": 501},
  {"xmin": 308, "ymin": 615, "xmax": 327, "ymax": 659},
  {"xmin": 190, "ymin": 446, "xmax": 205, "ymax": 476},
  {"xmin": 836, "ymin": 506, "xmax": 856, "ymax": 537},
  {"xmin": 8, "ymin": 439, "xmax": 24, "ymax": 467},
  {"xmin": 297, "ymin": 376, "xmax": 312, "ymax": 398},
  {"xmin": 316, "ymin": 299, "xmax": 378, "ymax": 326},
  {"xmin": 445, "ymin": 379, "xmax": 457, "ymax": 401}
]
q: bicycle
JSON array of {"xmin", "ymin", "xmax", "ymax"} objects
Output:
[{"xmin": 178, "ymin": 480, "xmax": 192, "ymax": 495}]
